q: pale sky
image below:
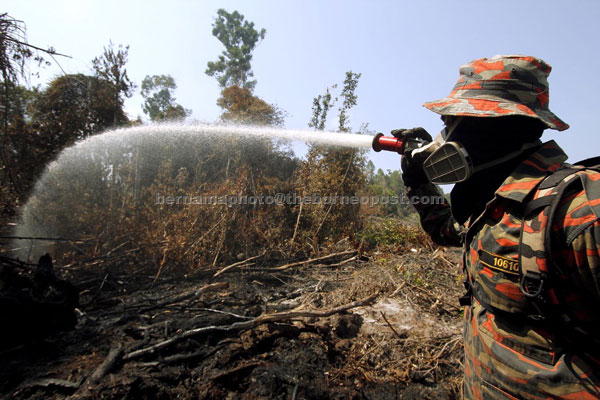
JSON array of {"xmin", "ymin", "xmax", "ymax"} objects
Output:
[{"xmin": 5, "ymin": 0, "xmax": 600, "ymax": 174}]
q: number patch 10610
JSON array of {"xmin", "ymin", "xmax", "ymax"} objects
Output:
[{"xmin": 478, "ymin": 249, "xmax": 519, "ymax": 277}]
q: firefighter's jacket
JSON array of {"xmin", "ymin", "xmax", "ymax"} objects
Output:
[{"xmin": 407, "ymin": 140, "xmax": 600, "ymax": 399}]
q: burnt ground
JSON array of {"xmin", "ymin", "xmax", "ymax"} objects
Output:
[{"xmin": 0, "ymin": 245, "xmax": 464, "ymax": 399}]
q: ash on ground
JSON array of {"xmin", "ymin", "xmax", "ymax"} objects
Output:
[{"xmin": 0, "ymin": 245, "xmax": 464, "ymax": 400}]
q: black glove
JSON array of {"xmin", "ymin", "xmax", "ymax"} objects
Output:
[{"xmin": 390, "ymin": 127, "xmax": 433, "ymax": 187}]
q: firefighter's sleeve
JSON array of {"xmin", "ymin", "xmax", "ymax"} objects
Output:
[{"xmin": 406, "ymin": 183, "xmax": 464, "ymax": 247}]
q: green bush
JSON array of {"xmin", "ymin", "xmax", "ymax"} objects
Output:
[{"xmin": 358, "ymin": 218, "xmax": 432, "ymax": 251}]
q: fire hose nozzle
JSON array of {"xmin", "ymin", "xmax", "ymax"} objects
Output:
[{"xmin": 372, "ymin": 133, "xmax": 405, "ymax": 154}]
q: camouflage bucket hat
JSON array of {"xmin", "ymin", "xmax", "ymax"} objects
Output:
[{"xmin": 423, "ymin": 55, "xmax": 569, "ymax": 131}]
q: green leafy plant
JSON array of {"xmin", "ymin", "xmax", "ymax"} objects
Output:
[{"xmin": 358, "ymin": 218, "xmax": 432, "ymax": 251}]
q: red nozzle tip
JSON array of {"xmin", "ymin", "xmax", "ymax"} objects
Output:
[
  {"xmin": 372, "ymin": 133, "xmax": 384, "ymax": 152},
  {"xmin": 372, "ymin": 133, "xmax": 404, "ymax": 154}
]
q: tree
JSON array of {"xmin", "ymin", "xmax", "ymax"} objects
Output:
[
  {"xmin": 297, "ymin": 71, "xmax": 367, "ymax": 245},
  {"xmin": 367, "ymin": 168, "xmax": 415, "ymax": 218},
  {"xmin": 338, "ymin": 71, "xmax": 361, "ymax": 132},
  {"xmin": 205, "ymin": 9, "xmax": 266, "ymax": 91},
  {"xmin": 0, "ymin": 13, "xmax": 61, "ymax": 91},
  {"xmin": 0, "ymin": 13, "xmax": 67, "ymax": 201},
  {"xmin": 217, "ymin": 85, "xmax": 284, "ymax": 126},
  {"xmin": 0, "ymin": 85, "xmax": 40, "ymax": 203},
  {"xmin": 141, "ymin": 74, "xmax": 191, "ymax": 122},
  {"xmin": 31, "ymin": 74, "xmax": 125, "ymax": 150},
  {"xmin": 308, "ymin": 86, "xmax": 336, "ymax": 131},
  {"xmin": 92, "ymin": 41, "xmax": 135, "ymax": 125},
  {"xmin": 206, "ymin": 9, "xmax": 283, "ymax": 126},
  {"xmin": 308, "ymin": 71, "xmax": 361, "ymax": 133}
]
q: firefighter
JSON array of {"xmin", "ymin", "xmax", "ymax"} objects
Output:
[{"xmin": 396, "ymin": 55, "xmax": 600, "ymax": 398}]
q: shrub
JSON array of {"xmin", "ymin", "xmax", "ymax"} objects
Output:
[{"xmin": 358, "ymin": 218, "xmax": 432, "ymax": 252}]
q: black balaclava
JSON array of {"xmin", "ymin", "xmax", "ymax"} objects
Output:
[{"xmin": 447, "ymin": 116, "xmax": 546, "ymax": 224}]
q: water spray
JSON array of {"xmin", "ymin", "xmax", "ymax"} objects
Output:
[{"xmin": 9, "ymin": 123, "xmax": 423, "ymax": 261}]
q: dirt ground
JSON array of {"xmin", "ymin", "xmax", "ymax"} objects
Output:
[{"xmin": 0, "ymin": 245, "xmax": 464, "ymax": 399}]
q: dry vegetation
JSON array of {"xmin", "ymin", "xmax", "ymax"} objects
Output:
[
  {"xmin": 1, "ymin": 226, "xmax": 464, "ymax": 399},
  {"xmin": 0, "ymin": 9, "xmax": 470, "ymax": 398},
  {"xmin": 11, "ymin": 131, "xmax": 383, "ymax": 271},
  {"xmin": 0, "ymin": 135, "xmax": 466, "ymax": 399}
]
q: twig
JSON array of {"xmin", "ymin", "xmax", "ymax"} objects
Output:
[
  {"xmin": 105, "ymin": 241, "xmax": 130, "ymax": 256},
  {"xmin": 245, "ymin": 251, "xmax": 357, "ymax": 272},
  {"xmin": 98, "ymin": 273, "xmax": 109, "ymax": 292},
  {"xmin": 212, "ymin": 251, "xmax": 266, "ymax": 278},
  {"xmin": 315, "ymin": 255, "xmax": 358, "ymax": 268},
  {"xmin": 267, "ymin": 273, "xmax": 288, "ymax": 286},
  {"xmin": 0, "ymin": 344, "xmax": 26, "ymax": 357},
  {"xmin": 314, "ymin": 278, "xmax": 324, "ymax": 293},
  {"xmin": 182, "ymin": 214, "xmax": 227, "ymax": 256},
  {"xmin": 153, "ymin": 245, "xmax": 169, "ymax": 284},
  {"xmin": 136, "ymin": 350, "xmax": 204, "ymax": 368},
  {"xmin": 192, "ymin": 308, "xmax": 252, "ymax": 320},
  {"xmin": 377, "ymin": 265, "xmax": 398, "ymax": 287},
  {"xmin": 431, "ymin": 336, "xmax": 461, "ymax": 362},
  {"xmin": 2, "ymin": 35, "xmax": 72, "ymax": 58},
  {"xmin": 89, "ymin": 346, "xmax": 124, "ymax": 383},
  {"xmin": 23, "ymin": 378, "xmax": 83, "ymax": 391},
  {"xmin": 390, "ymin": 281, "xmax": 407, "ymax": 297},
  {"xmin": 270, "ymin": 250, "xmax": 357, "ymax": 271},
  {"xmin": 0, "ymin": 235, "xmax": 91, "ymax": 242},
  {"xmin": 136, "ymin": 341, "xmax": 229, "ymax": 368},
  {"xmin": 133, "ymin": 282, "xmax": 229, "ymax": 313},
  {"xmin": 123, "ymin": 292, "xmax": 378, "ymax": 362},
  {"xmin": 400, "ymin": 277, "xmax": 461, "ymax": 312},
  {"xmin": 211, "ymin": 360, "xmax": 264, "ymax": 381},
  {"xmin": 289, "ymin": 201, "xmax": 303, "ymax": 255},
  {"xmin": 212, "ymin": 239, "xmax": 222, "ymax": 267},
  {"xmin": 380, "ymin": 311, "xmax": 406, "ymax": 340},
  {"xmin": 63, "ymin": 247, "xmax": 140, "ymax": 268},
  {"xmin": 0, "ymin": 255, "xmax": 35, "ymax": 270},
  {"xmin": 433, "ymin": 250, "xmax": 458, "ymax": 269}
]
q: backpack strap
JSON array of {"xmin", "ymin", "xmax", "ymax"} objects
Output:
[
  {"xmin": 574, "ymin": 156, "xmax": 600, "ymax": 168},
  {"xmin": 518, "ymin": 167, "xmax": 582, "ymax": 297},
  {"xmin": 518, "ymin": 164, "xmax": 600, "ymax": 298}
]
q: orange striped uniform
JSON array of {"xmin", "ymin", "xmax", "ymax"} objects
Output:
[{"xmin": 408, "ymin": 140, "xmax": 600, "ymax": 398}]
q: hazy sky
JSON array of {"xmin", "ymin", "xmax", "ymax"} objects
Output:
[{"xmin": 5, "ymin": 0, "xmax": 600, "ymax": 174}]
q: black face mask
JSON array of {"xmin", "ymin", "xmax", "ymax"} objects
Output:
[
  {"xmin": 444, "ymin": 116, "xmax": 545, "ymax": 223},
  {"xmin": 423, "ymin": 117, "xmax": 543, "ymax": 185},
  {"xmin": 447, "ymin": 116, "xmax": 544, "ymax": 158},
  {"xmin": 423, "ymin": 139, "xmax": 541, "ymax": 185}
]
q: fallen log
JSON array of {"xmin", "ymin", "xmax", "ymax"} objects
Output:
[{"xmin": 122, "ymin": 292, "xmax": 378, "ymax": 362}]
